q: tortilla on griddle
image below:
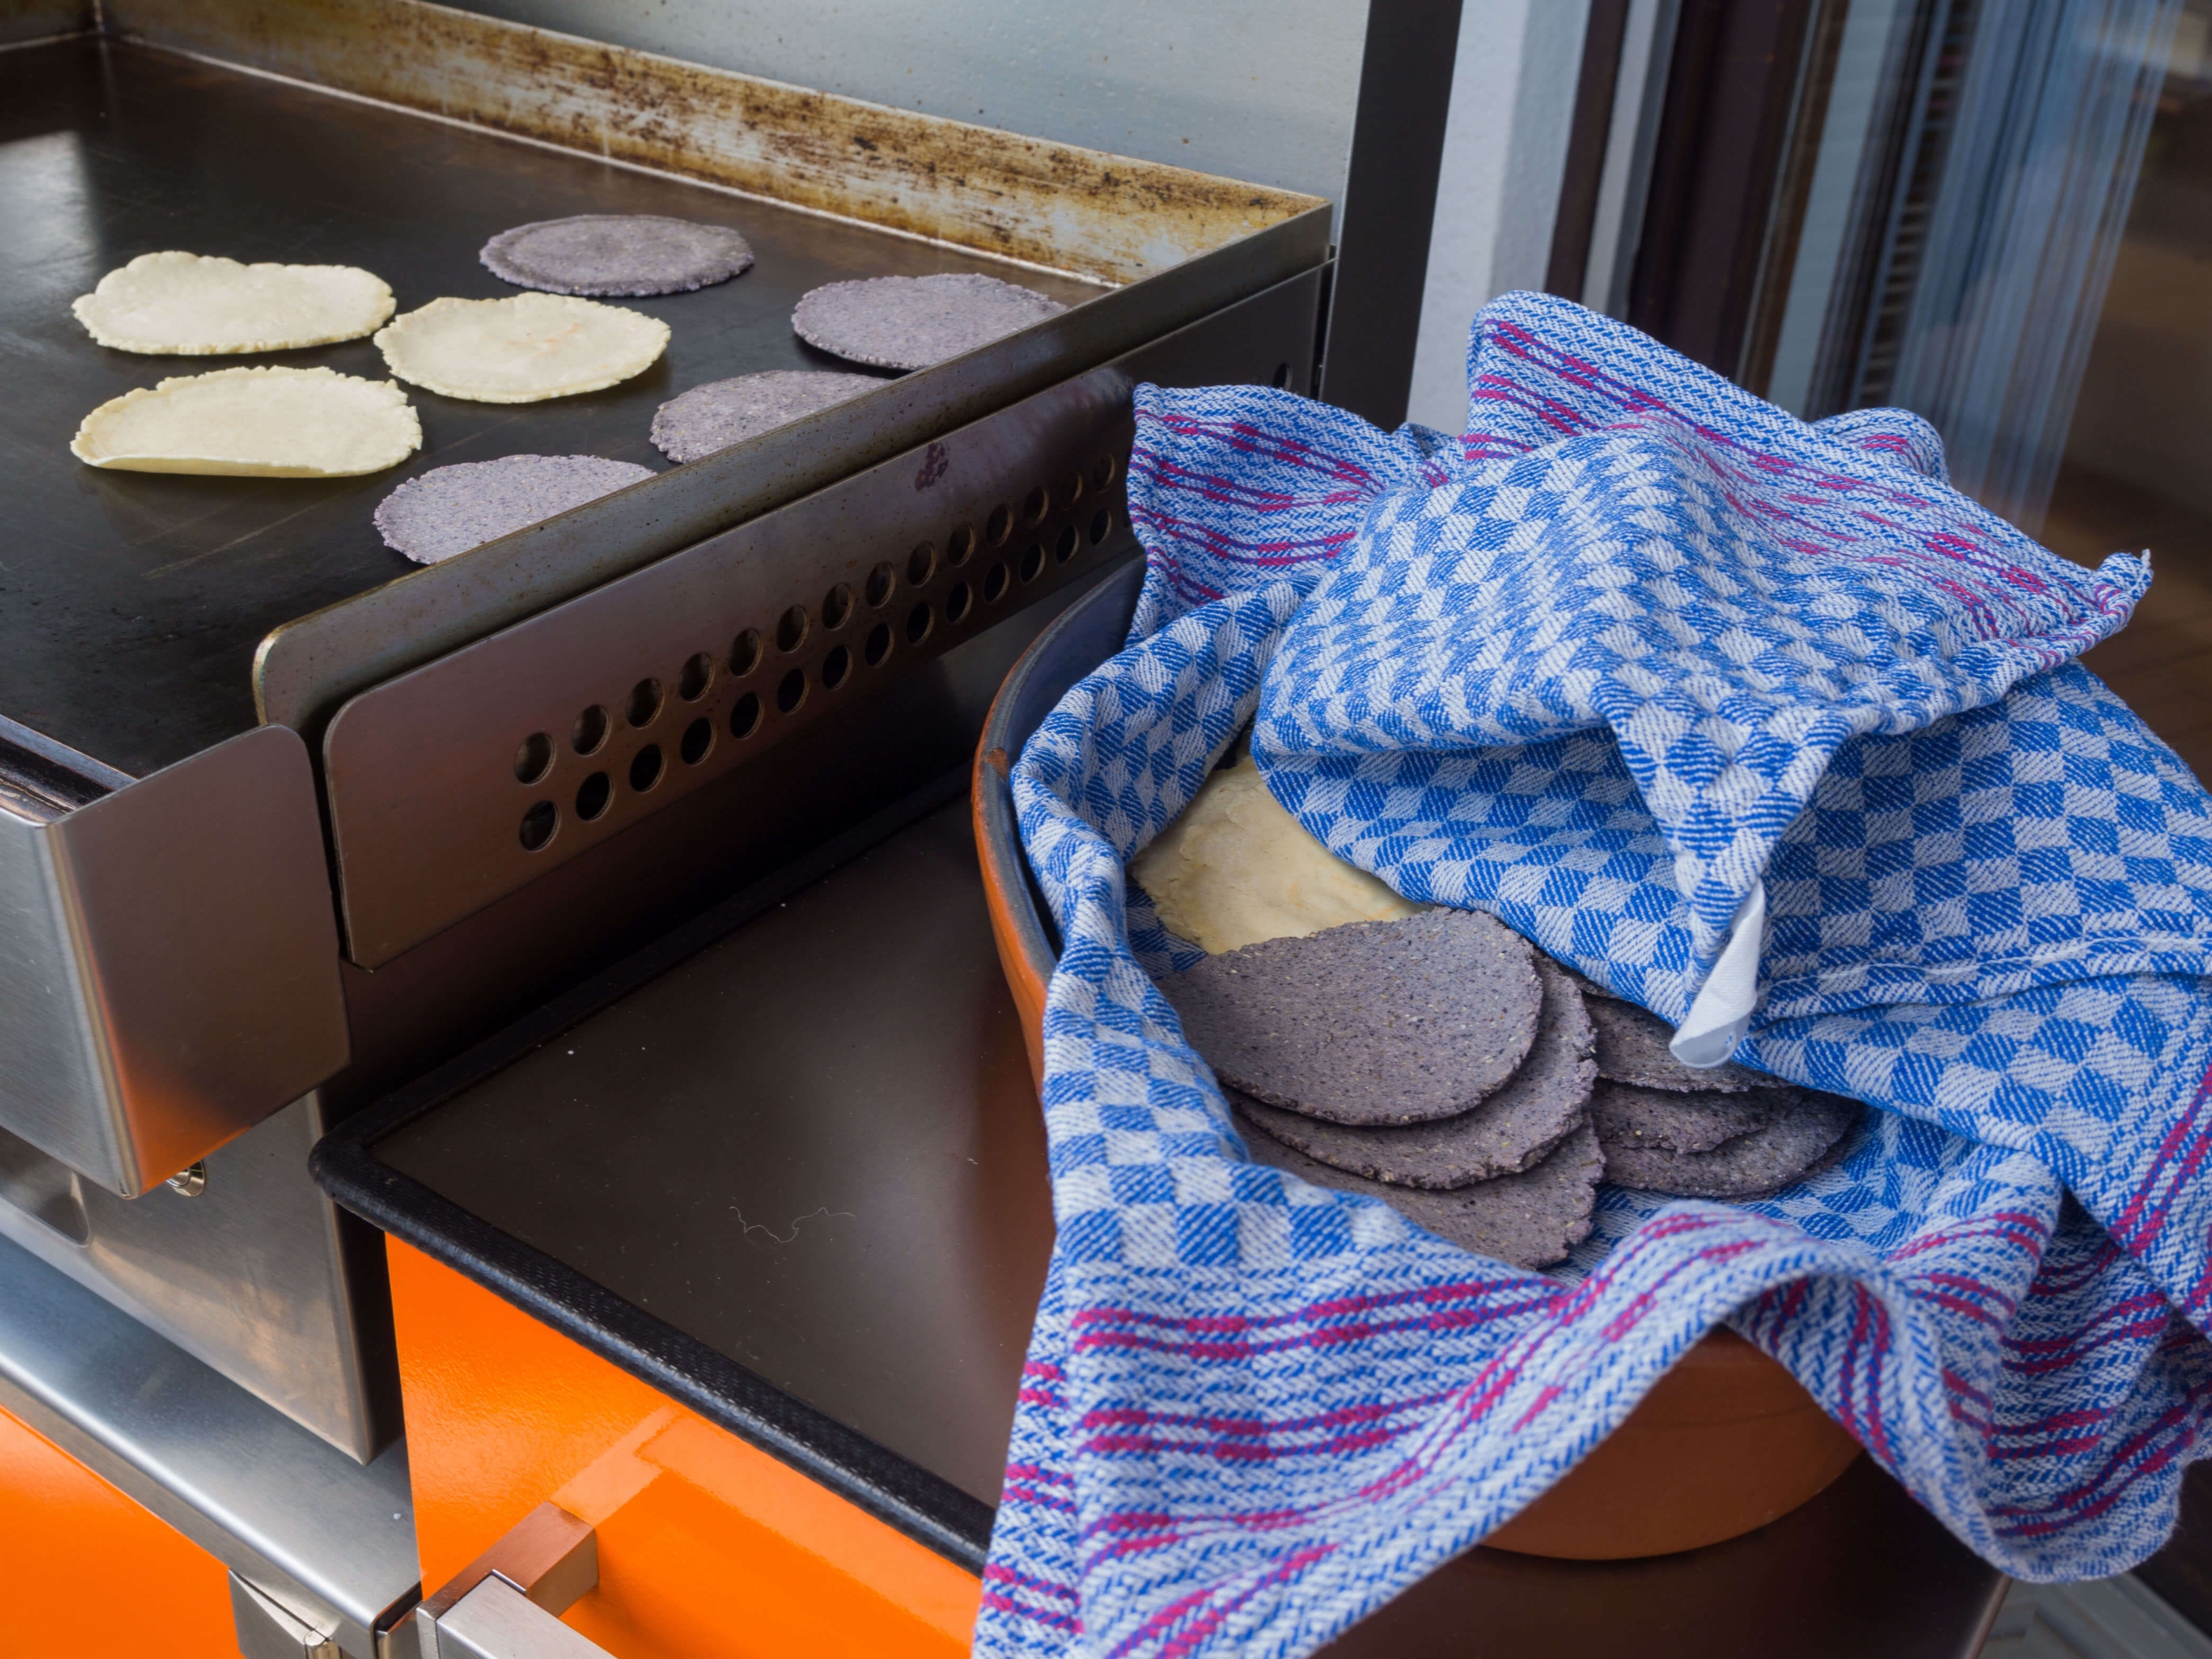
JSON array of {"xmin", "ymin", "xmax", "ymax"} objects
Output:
[
  {"xmin": 481, "ymin": 214, "xmax": 753, "ymax": 296},
  {"xmin": 791, "ymin": 273, "xmax": 1065, "ymax": 371},
  {"xmin": 373, "ymin": 454, "xmax": 656, "ymax": 564},
  {"xmin": 374, "ymin": 294, "xmax": 669, "ymax": 404},
  {"xmin": 651, "ymin": 371, "xmax": 887, "ymax": 463},
  {"xmin": 1242, "ymin": 1104, "xmax": 1604, "ymax": 1269},
  {"xmin": 1235, "ymin": 956, "xmax": 1595, "ymax": 1187}
]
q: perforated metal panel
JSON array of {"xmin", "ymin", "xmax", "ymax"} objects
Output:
[{"xmin": 322, "ymin": 367, "xmax": 1138, "ymax": 967}]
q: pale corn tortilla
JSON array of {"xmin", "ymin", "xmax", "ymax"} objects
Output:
[
  {"xmin": 374, "ymin": 294, "xmax": 670, "ymax": 404},
  {"xmin": 70, "ymin": 366, "xmax": 422, "ymax": 477},
  {"xmin": 71, "ymin": 251, "xmax": 396, "ymax": 354},
  {"xmin": 1129, "ymin": 751, "xmax": 1426, "ymax": 953}
]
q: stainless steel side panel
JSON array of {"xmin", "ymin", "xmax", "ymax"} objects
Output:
[
  {"xmin": 0, "ymin": 1230, "xmax": 419, "ymax": 1658},
  {"xmin": 0, "ymin": 724, "xmax": 350, "ymax": 1195},
  {"xmin": 0, "ymin": 1096, "xmax": 393, "ymax": 1463}
]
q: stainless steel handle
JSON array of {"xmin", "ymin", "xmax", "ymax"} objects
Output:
[
  {"xmin": 417, "ymin": 1503, "xmax": 609, "ymax": 1659},
  {"xmin": 436, "ymin": 1577, "xmax": 613, "ymax": 1659}
]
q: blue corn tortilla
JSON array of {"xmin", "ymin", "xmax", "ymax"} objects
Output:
[
  {"xmin": 791, "ymin": 272, "xmax": 1065, "ymax": 371},
  {"xmin": 1234, "ymin": 955, "xmax": 1595, "ymax": 1187},
  {"xmin": 1240, "ymin": 1107, "xmax": 1605, "ymax": 1269},
  {"xmin": 1163, "ymin": 908, "xmax": 1544, "ymax": 1127},
  {"xmin": 372, "ymin": 454, "xmax": 655, "ymax": 564},
  {"xmin": 481, "ymin": 214, "xmax": 753, "ymax": 296},
  {"xmin": 651, "ymin": 370, "xmax": 887, "ymax": 463}
]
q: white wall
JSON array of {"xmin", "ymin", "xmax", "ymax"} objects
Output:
[
  {"xmin": 1404, "ymin": 0, "xmax": 1590, "ymax": 431},
  {"xmin": 447, "ymin": 0, "xmax": 1373, "ymax": 216}
]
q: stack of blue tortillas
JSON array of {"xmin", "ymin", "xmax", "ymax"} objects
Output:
[
  {"xmin": 1579, "ymin": 994, "xmax": 1859, "ymax": 1199},
  {"xmin": 1161, "ymin": 911, "xmax": 1859, "ymax": 1268}
]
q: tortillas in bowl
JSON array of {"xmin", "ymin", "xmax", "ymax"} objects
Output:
[{"xmin": 72, "ymin": 251, "xmax": 395, "ymax": 354}]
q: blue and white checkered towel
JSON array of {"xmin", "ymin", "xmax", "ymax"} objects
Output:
[{"xmin": 979, "ymin": 292, "xmax": 2212, "ymax": 1659}]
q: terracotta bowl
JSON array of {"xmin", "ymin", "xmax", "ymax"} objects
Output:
[{"xmin": 969, "ymin": 561, "xmax": 1860, "ymax": 1560}]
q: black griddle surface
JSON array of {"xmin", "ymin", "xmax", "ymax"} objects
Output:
[
  {"xmin": 0, "ymin": 38, "xmax": 1101, "ymax": 777},
  {"xmin": 372, "ymin": 798, "xmax": 1057, "ymax": 1510}
]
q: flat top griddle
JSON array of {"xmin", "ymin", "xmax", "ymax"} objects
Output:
[{"xmin": 0, "ymin": 37, "xmax": 1102, "ymax": 779}]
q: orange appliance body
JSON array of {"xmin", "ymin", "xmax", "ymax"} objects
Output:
[
  {"xmin": 0, "ymin": 1405, "xmax": 239, "ymax": 1659},
  {"xmin": 386, "ymin": 1237, "xmax": 982, "ymax": 1657}
]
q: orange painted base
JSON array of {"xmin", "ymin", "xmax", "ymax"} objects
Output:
[
  {"xmin": 386, "ymin": 1238, "xmax": 982, "ymax": 1659},
  {"xmin": 0, "ymin": 1403, "xmax": 238, "ymax": 1659}
]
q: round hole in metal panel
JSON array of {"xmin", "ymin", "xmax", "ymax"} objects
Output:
[
  {"xmin": 863, "ymin": 622, "xmax": 893, "ymax": 666},
  {"xmin": 947, "ymin": 524, "xmax": 976, "ymax": 566},
  {"xmin": 730, "ymin": 691, "xmax": 762, "ymax": 739},
  {"xmin": 1064, "ymin": 472, "xmax": 1084, "ymax": 506},
  {"xmin": 945, "ymin": 582, "xmax": 973, "ymax": 624},
  {"xmin": 1022, "ymin": 485, "xmax": 1049, "ymax": 526},
  {"xmin": 1089, "ymin": 453, "xmax": 1116, "ymax": 491},
  {"xmin": 906, "ymin": 601, "xmax": 933, "ymax": 645},
  {"xmin": 626, "ymin": 678, "xmax": 664, "ymax": 728},
  {"xmin": 776, "ymin": 668, "xmax": 807, "ymax": 714},
  {"xmin": 865, "ymin": 562, "xmax": 897, "ymax": 607},
  {"xmin": 1019, "ymin": 542, "xmax": 1045, "ymax": 583},
  {"xmin": 572, "ymin": 704, "xmax": 609, "ymax": 755},
  {"xmin": 575, "ymin": 772, "xmax": 612, "ymax": 821},
  {"xmin": 678, "ymin": 652, "xmax": 715, "ymax": 702},
  {"xmin": 1054, "ymin": 524, "xmax": 1078, "ymax": 563},
  {"xmin": 514, "ymin": 732, "xmax": 553, "ymax": 784},
  {"xmin": 730, "ymin": 628, "xmax": 763, "ymax": 677},
  {"xmin": 519, "ymin": 800, "xmax": 557, "ymax": 851},
  {"xmin": 822, "ymin": 583, "xmax": 854, "ymax": 630},
  {"xmin": 907, "ymin": 542, "xmax": 937, "ymax": 587},
  {"xmin": 775, "ymin": 606, "xmax": 810, "ymax": 653},
  {"xmin": 680, "ymin": 717, "xmax": 713, "ymax": 765},
  {"xmin": 1272, "ymin": 361, "xmax": 1290, "ymax": 389},
  {"xmin": 1089, "ymin": 507, "xmax": 1112, "ymax": 545},
  {"xmin": 821, "ymin": 645, "xmax": 852, "ymax": 690},
  {"xmin": 629, "ymin": 744, "xmax": 664, "ymax": 792},
  {"xmin": 982, "ymin": 562, "xmax": 1009, "ymax": 603},
  {"xmin": 985, "ymin": 503, "xmax": 1013, "ymax": 545}
]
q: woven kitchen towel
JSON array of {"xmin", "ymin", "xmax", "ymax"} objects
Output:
[{"xmin": 981, "ymin": 294, "xmax": 2212, "ymax": 1658}]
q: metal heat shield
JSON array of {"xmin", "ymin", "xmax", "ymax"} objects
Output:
[{"xmin": 0, "ymin": 726, "xmax": 348, "ymax": 1197}]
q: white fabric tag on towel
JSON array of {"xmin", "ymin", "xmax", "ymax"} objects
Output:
[{"xmin": 1670, "ymin": 882, "xmax": 1766, "ymax": 1068}]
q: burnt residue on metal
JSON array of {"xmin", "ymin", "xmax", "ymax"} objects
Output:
[{"xmin": 104, "ymin": 0, "xmax": 1325, "ymax": 284}]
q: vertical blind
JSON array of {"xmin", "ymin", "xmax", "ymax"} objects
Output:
[{"xmin": 1881, "ymin": 0, "xmax": 2182, "ymax": 527}]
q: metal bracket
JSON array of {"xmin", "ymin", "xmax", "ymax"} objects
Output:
[
  {"xmin": 416, "ymin": 1503, "xmax": 605, "ymax": 1659},
  {"xmin": 231, "ymin": 1573, "xmax": 341, "ymax": 1659}
]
